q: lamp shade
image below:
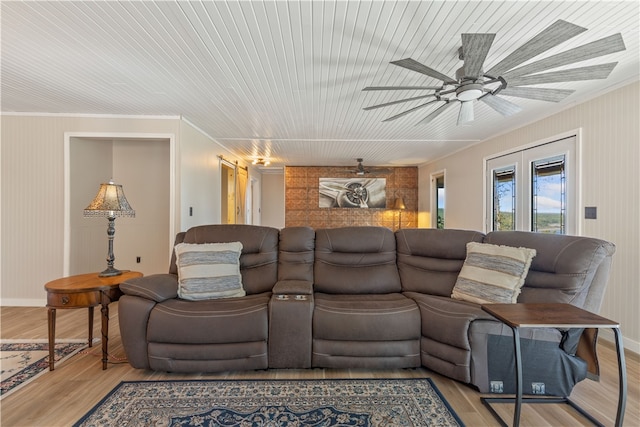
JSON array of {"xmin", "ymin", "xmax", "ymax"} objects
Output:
[
  {"xmin": 393, "ymin": 197, "xmax": 406, "ymax": 210},
  {"xmin": 84, "ymin": 181, "xmax": 135, "ymax": 218}
]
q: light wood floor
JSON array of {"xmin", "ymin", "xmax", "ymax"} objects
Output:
[{"xmin": 1, "ymin": 305, "xmax": 638, "ymax": 426}]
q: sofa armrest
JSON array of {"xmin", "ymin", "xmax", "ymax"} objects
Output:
[
  {"xmin": 119, "ymin": 274, "xmax": 178, "ymax": 302},
  {"xmin": 272, "ymin": 280, "xmax": 313, "ymax": 295}
]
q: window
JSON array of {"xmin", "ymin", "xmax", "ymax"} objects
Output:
[
  {"xmin": 486, "ymin": 136, "xmax": 577, "ymax": 235},
  {"xmin": 493, "ymin": 166, "xmax": 516, "ymax": 231},
  {"xmin": 531, "ymin": 155, "xmax": 566, "ymax": 234},
  {"xmin": 436, "ymin": 175, "xmax": 445, "ymax": 229},
  {"xmin": 432, "ymin": 171, "xmax": 445, "ymax": 229}
]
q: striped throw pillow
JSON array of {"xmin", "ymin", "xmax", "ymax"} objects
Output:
[
  {"xmin": 452, "ymin": 242, "xmax": 536, "ymax": 304},
  {"xmin": 175, "ymin": 242, "xmax": 245, "ymax": 300}
]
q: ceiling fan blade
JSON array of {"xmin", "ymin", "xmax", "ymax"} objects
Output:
[
  {"xmin": 461, "ymin": 33, "xmax": 496, "ymax": 78},
  {"xmin": 382, "ymin": 99, "xmax": 441, "ymax": 122},
  {"xmin": 363, "ymin": 94, "xmax": 434, "ymax": 110},
  {"xmin": 486, "ymin": 20, "xmax": 587, "ymax": 77},
  {"xmin": 502, "ymin": 34, "xmax": 625, "ymax": 79},
  {"xmin": 363, "ymin": 86, "xmax": 442, "ymax": 91},
  {"xmin": 507, "ymin": 62, "xmax": 618, "ymax": 86},
  {"xmin": 416, "ymin": 101, "xmax": 456, "ymax": 125},
  {"xmin": 457, "ymin": 100, "xmax": 475, "ymax": 125},
  {"xmin": 390, "ymin": 58, "xmax": 457, "ymax": 84},
  {"xmin": 480, "ymin": 94, "xmax": 523, "ymax": 116},
  {"xmin": 499, "ymin": 87, "xmax": 574, "ymax": 102}
]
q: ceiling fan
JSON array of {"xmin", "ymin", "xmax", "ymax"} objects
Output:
[
  {"xmin": 363, "ymin": 20, "xmax": 625, "ymax": 126},
  {"xmin": 348, "ymin": 158, "xmax": 391, "ymax": 176}
]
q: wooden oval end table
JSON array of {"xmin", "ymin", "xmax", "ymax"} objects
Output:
[{"xmin": 44, "ymin": 271, "xmax": 142, "ymax": 370}]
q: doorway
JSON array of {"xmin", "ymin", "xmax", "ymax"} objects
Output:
[
  {"xmin": 431, "ymin": 170, "xmax": 446, "ymax": 229},
  {"xmin": 221, "ymin": 160, "xmax": 236, "ymax": 224},
  {"xmin": 65, "ymin": 133, "xmax": 174, "ymax": 277},
  {"xmin": 220, "ymin": 158, "xmax": 251, "ymax": 225}
]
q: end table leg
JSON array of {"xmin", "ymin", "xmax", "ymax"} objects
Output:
[
  {"xmin": 613, "ymin": 327, "xmax": 627, "ymax": 427},
  {"xmin": 100, "ymin": 294, "xmax": 109, "ymax": 370},
  {"xmin": 88, "ymin": 306, "xmax": 94, "ymax": 347},
  {"xmin": 47, "ymin": 307, "xmax": 56, "ymax": 371},
  {"xmin": 512, "ymin": 326, "xmax": 522, "ymax": 427}
]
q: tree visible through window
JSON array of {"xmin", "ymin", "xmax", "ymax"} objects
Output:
[
  {"xmin": 531, "ymin": 155, "xmax": 566, "ymax": 234},
  {"xmin": 493, "ymin": 167, "xmax": 515, "ymax": 231},
  {"xmin": 436, "ymin": 175, "xmax": 445, "ymax": 229}
]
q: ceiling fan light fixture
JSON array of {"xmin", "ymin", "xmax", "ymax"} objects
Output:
[
  {"xmin": 364, "ymin": 20, "xmax": 624, "ymax": 127},
  {"xmin": 253, "ymin": 158, "xmax": 270, "ymax": 166},
  {"xmin": 456, "ymin": 83, "xmax": 484, "ymax": 101}
]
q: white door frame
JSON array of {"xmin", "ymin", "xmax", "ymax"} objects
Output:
[{"xmin": 482, "ymin": 129, "xmax": 582, "ymax": 234}]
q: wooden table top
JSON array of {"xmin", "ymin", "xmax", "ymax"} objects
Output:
[
  {"xmin": 482, "ymin": 303, "xmax": 619, "ymax": 329},
  {"xmin": 44, "ymin": 271, "xmax": 142, "ymax": 293}
]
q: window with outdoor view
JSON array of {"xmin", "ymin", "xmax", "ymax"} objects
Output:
[
  {"xmin": 436, "ymin": 175, "xmax": 445, "ymax": 229},
  {"xmin": 531, "ymin": 155, "xmax": 566, "ymax": 234},
  {"xmin": 486, "ymin": 135, "xmax": 576, "ymax": 235},
  {"xmin": 493, "ymin": 166, "xmax": 516, "ymax": 231}
]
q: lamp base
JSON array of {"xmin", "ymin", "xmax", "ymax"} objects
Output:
[{"xmin": 98, "ymin": 267, "xmax": 123, "ymax": 277}]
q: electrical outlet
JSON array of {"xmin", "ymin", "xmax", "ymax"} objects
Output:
[
  {"xmin": 136, "ymin": 256, "xmax": 141, "ymax": 263},
  {"xmin": 585, "ymin": 206, "xmax": 597, "ymax": 219},
  {"xmin": 189, "ymin": 207, "xmax": 193, "ymax": 216}
]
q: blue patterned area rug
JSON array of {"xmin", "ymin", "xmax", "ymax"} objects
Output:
[
  {"xmin": 75, "ymin": 378, "xmax": 464, "ymax": 426},
  {"xmin": 1, "ymin": 339, "xmax": 89, "ymax": 399}
]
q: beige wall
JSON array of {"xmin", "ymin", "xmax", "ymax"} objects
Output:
[
  {"xmin": 0, "ymin": 114, "xmax": 261, "ymax": 305},
  {"xmin": 112, "ymin": 139, "xmax": 171, "ymax": 275},
  {"xmin": 178, "ymin": 121, "xmax": 224, "ymax": 229},
  {"xmin": 261, "ymin": 172, "xmax": 285, "ymax": 229},
  {"xmin": 69, "ymin": 138, "xmax": 115, "ymax": 275},
  {"xmin": 178, "ymin": 120, "xmax": 260, "ymax": 230},
  {"xmin": 176, "ymin": 121, "xmax": 261, "ymax": 230},
  {"xmin": 419, "ymin": 81, "xmax": 640, "ymax": 352},
  {"xmin": 1, "ymin": 115, "xmax": 182, "ymax": 305}
]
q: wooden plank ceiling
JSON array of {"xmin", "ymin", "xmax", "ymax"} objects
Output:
[{"xmin": 2, "ymin": 1, "xmax": 638, "ymax": 167}]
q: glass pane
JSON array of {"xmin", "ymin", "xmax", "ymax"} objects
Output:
[
  {"xmin": 436, "ymin": 176, "xmax": 445, "ymax": 229},
  {"xmin": 493, "ymin": 167, "xmax": 515, "ymax": 231},
  {"xmin": 531, "ymin": 155, "xmax": 566, "ymax": 234}
]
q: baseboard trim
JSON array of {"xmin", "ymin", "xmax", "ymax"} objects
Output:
[
  {"xmin": 0, "ymin": 298, "xmax": 46, "ymax": 307},
  {"xmin": 599, "ymin": 334, "xmax": 640, "ymax": 359}
]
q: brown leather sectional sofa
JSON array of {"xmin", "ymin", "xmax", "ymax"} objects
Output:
[{"xmin": 118, "ymin": 225, "xmax": 615, "ymax": 396}]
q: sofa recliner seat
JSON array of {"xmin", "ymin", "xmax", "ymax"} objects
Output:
[
  {"xmin": 145, "ymin": 293, "xmax": 271, "ymax": 372},
  {"xmin": 119, "ymin": 224, "xmax": 279, "ymax": 372},
  {"xmin": 310, "ymin": 227, "xmax": 421, "ymax": 369},
  {"xmin": 396, "ymin": 228, "xmax": 615, "ymax": 395},
  {"xmin": 118, "ymin": 224, "xmax": 615, "ymax": 398}
]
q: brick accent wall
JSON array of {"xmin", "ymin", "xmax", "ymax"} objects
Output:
[{"xmin": 285, "ymin": 166, "xmax": 417, "ymax": 231}]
